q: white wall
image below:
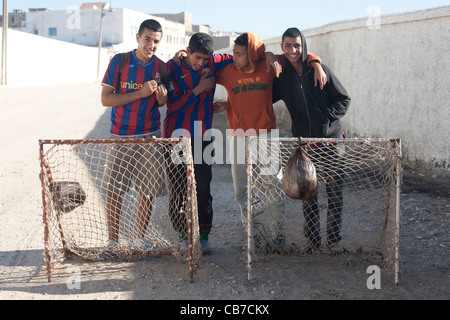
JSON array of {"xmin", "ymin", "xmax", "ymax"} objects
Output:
[{"xmin": 216, "ymin": 6, "xmax": 450, "ymax": 171}]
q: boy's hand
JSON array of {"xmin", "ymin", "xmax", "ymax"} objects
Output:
[
  {"xmin": 265, "ymin": 52, "xmax": 282, "ymax": 78},
  {"xmin": 173, "ymin": 50, "xmax": 188, "ymax": 65},
  {"xmin": 312, "ymin": 62, "xmax": 327, "ymax": 89},
  {"xmin": 139, "ymin": 80, "xmax": 158, "ymax": 98},
  {"xmin": 156, "ymin": 84, "xmax": 168, "ymax": 106},
  {"xmin": 193, "ymin": 76, "xmax": 215, "ymax": 96}
]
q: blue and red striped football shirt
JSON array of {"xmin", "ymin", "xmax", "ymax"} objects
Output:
[
  {"xmin": 163, "ymin": 54, "xmax": 233, "ymax": 138},
  {"xmin": 102, "ymin": 50, "xmax": 165, "ymax": 136}
]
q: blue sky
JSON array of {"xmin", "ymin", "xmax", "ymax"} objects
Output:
[{"xmin": 7, "ymin": 0, "xmax": 449, "ymax": 39}]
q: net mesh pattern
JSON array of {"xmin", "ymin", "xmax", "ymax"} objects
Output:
[
  {"xmin": 245, "ymin": 137, "xmax": 401, "ymax": 276},
  {"xmin": 39, "ymin": 138, "xmax": 201, "ymax": 281}
]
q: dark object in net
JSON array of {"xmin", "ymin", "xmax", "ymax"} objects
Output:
[
  {"xmin": 282, "ymin": 147, "xmax": 318, "ymax": 202},
  {"xmin": 49, "ymin": 181, "xmax": 87, "ymax": 213}
]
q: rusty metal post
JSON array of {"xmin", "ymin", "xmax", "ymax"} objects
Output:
[{"xmin": 39, "ymin": 141, "xmax": 53, "ymax": 282}]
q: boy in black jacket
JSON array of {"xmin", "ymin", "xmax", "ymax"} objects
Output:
[{"xmin": 273, "ymin": 27, "xmax": 351, "ymax": 253}]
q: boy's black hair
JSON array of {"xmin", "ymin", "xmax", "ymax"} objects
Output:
[
  {"xmin": 189, "ymin": 32, "xmax": 214, "ymax": 56},
  {"xmin": 234, "ymin": 33, "xmax": 248, "ymax": 47},
  {"xmin": 282, "ymin": 27, "xmax": 302, "ymax": 42},
  {"xmin": 138, "ymin": 19, "xmax": 163, "ymax": 36}
]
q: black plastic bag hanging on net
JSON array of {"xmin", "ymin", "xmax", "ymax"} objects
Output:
[{"xmin": 282, "ymin": 142, "xmax": 318, "ymax": 202}]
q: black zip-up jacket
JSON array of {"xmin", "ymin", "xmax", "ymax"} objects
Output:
[{"xmin": 273, "ymin": 31, "xmax": 351, "ymax": 138}]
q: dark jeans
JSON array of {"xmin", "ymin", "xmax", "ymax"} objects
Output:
[
  {"xmin": 302, "ymin": 143, "xmax": 344, "ymax": 247},
  {"xmin": 165, "ymin": 138, "xmax": 213, "ymax": 237}
]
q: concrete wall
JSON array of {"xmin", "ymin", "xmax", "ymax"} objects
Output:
[
  {"xmin": 215, "ymin": 6, "xmax": 450, "ymax": 171},
  {"xmin": 0, "ymin": 26, "xmax": 109, "ymax": 85}
]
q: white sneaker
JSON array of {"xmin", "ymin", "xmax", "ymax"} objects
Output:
[
  {"xmin": 200, "ymin": 239, "xmax": 212, "ymax": 255},
  {"xmin": 105, "ymin": 239, "xmax": 121, "ymax": 250},
  {"xmin": 94, "ymin": 239, "xmax": 122, "ymax": 261},
  {"xmin": 131, "ymin": 238, "xmax": 151, "ymax": 250},
  {"xmin": 131, "ymin": 238, "xmax": 160, "ymax": 258}
]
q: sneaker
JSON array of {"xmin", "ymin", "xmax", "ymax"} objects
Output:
[
  {"xmin": 131, "ymin": 238, "xmax": 152, "ymax": 251},
  {"xmin": 94, "ymin": 239, "xmax": 122, "ymax": 260},
  {"xmin": 327, "ymin": 242, "xmax": 346, "ymax": 254},
  {"xmin": 299, "ymin": 241, "xmax": 321, "ymax": 255},
  {"xmin": 200, "ymin": 239, "xmax": 212, "ymax": 255},
  {"xmin": 131, "ymin": 238, "xmax": 160, "ymax": 258},
  {"xmin": 105, "ymin": 239, "xmax": 122, "ymax": 252}
]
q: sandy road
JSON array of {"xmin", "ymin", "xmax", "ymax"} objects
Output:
[
  {"xmin": 0, "ymin": 82, "xmax": 448, "ymax": 302},
  {"xmin": 0, "ymin": 82, "xmax": 110, "ymax": 298}
]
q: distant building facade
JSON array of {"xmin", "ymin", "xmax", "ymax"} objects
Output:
[{"xmin": 2, "ymin": 2, "xmax": 238, "ymax": 61}]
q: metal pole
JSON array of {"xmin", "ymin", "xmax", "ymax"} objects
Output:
[
  {"xmin": 247, "ymin": 136, "xmax": 255, "ymax": 282},
  {"xmin": 1, "ymin": 0, "xmax": 7, "ymax": 85},
  {"xmin": 39, "ymin": 141, "xmax": 52, "ymax": 281},
  {"xmin": 394, "ymin": 139, "xmax": 402, "ymax": 285},
  {"xmin": 184, "ymin": 138, "xmax": 195, "ymax": 283},
  {"xmin": 96, "ymin": 8, "xmax": 104, "ymax": 80}
]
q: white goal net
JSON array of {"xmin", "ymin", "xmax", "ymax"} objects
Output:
[
  {"xmin": 39, "ymin": 138, "xmax": 202, "ymax": 283},
  {"xmin": 244, "ymin": 137, "xmax": 402, "ymax": 283}
]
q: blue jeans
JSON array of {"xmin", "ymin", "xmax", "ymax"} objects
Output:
[{"xmin": 302, "ymin": 143, "xmax": 345, "ymax": 247}]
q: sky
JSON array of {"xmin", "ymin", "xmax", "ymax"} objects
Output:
[{"xmin": 6, "ymin": 0, "xmax": 450, "ymax": 39}]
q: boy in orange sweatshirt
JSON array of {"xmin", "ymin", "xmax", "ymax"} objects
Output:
[{"xmin": 214, "ymin": 32, "xmax": 323, "ymax": 248}]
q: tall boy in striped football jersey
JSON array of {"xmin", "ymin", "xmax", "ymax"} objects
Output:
[
  {"xmin": 163, "ymin": 33, "xmax": 234, "ymax": 254},
  {"xmin": 100, "ymin": 19, "xmax": 168, "ymax": 252}
]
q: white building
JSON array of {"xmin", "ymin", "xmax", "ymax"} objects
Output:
[
  {"xmin": 0, "ymin": 2, "xmax": 239, "ymax": 87},
  {"xmin": 4, "ymin": 2, "xmax": 235, "ymax": 61},
  {"xmin": 7, "ymin": 4, "xmax": 187, "ymax": 62}
]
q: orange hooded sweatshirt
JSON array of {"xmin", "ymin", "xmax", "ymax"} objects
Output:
[
  {"xmin": 216, "ymin": 33, "xmax": 275, "ymax": 137},
  {"xmin": 216, "ymin": 33, "xmax": 321, "ymax": 137}
]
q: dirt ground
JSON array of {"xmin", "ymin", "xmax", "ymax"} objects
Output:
[{"xmin": 0, "ymin": 82, "xmax": 448, "ymax": 302}]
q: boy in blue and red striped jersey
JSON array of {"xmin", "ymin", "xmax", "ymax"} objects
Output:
[
  {"xmin": 163, "ymin": 32, "xmax": 234, "ymax": 254},
  {"xmin": 163, "ymin": 34, "xmax": 232, "ymax": 139},
  {"xmin": 100, "ymin": 19, "xmax": 168, "ymax": 253}
]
